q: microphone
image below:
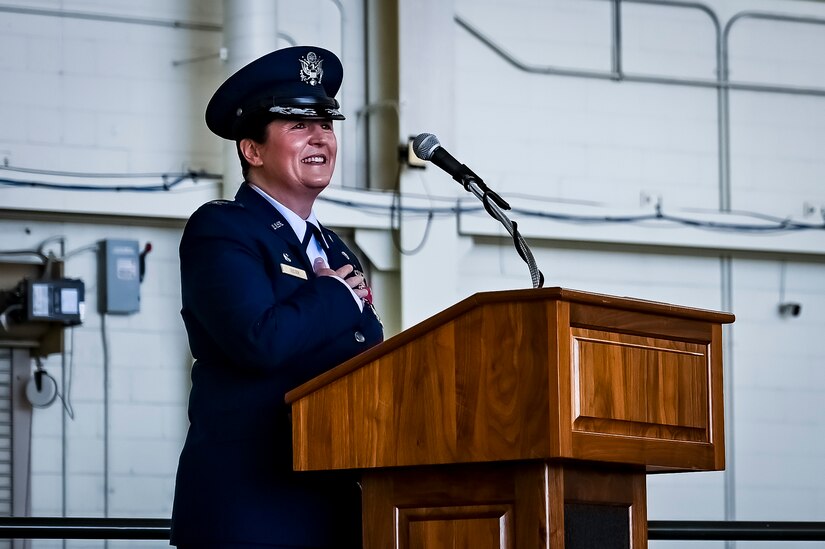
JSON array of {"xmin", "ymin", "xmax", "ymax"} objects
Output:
[
  {"xmin": 411, "ymin": 133, "xmax": 544, "ymax": 288},
  {"xmin": 412, "ymin": 133, "xmax": 480, "ymax": 184}
]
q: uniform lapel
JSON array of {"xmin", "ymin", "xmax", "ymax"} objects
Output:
[
  {"xmin": 319, "ymin": 224, "xmax": 352, "ymax": 271},
  {"xmin": 234, "ymin": 183, "xmax": 359, "ymax": 275},
  {"xmin": 234, "ymin": 183, "xmax": 314, "ymax": 271}
]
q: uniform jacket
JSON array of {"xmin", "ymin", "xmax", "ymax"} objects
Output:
[{"xmin": 171, "ymin": 183, "xmax": 383, "ymax": 547}]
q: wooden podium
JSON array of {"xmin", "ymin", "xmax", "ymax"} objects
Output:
[{"xmin": 286, "ymin": 288, "xmax": 734, "ymax": 548}]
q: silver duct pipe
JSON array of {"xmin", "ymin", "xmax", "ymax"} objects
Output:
[{"xmin": 220, "ymin": 0, "xmax": 281, "ymax": 198}]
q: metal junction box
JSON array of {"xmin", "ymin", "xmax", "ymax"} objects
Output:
[{"xmin": 99, "ymin": 239, "xmax": 140, "ymax": 315}]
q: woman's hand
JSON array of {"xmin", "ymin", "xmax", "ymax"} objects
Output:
[{"xmin": 313, "ymin": 257, "xmax": 369, "ymax": 299}]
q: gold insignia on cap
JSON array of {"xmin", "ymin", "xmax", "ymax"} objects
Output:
[{"xmin": 299, "ymin": 52, "xmax": 324, "ymax": 86}]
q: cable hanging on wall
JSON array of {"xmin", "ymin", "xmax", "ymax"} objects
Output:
[
  {"xmin": 1, "ymin": 164, "xmax": 823, "ymax": 235},
  {"xmin": 316, "ymin": 193, "xmax": 825, "ymax": 234},
  {"xmin": 0, "ymin": 163, "xmax": 221, "ymax": 192}
]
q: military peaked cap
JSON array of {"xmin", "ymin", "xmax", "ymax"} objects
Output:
[{"xmin": 205, "ymin": 45, "xmax": 345, "ymax": 140}]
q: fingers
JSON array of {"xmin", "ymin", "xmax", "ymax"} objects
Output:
[
  {"xmin": 313, "ymin": 257, "xmax": 336, "ymax": 277},
  {"xmin": 313, "ymin": 258, "xmax": 368, "ymax": 297},
  {"xmin": 335, "ymin": 264, "xmax": 354, "ymax": 279},
  {"xmin": 340, "ymin": 266, "xmax": 367, "ymax": 295}
]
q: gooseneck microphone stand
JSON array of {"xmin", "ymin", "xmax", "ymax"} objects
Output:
[
  {"xmin": 411, "ymin": 132, "xmax": 544, "ymax": 288},
  {"xmin": 459, "ymin": 174, "xmax": 545, "ymax": 289}
]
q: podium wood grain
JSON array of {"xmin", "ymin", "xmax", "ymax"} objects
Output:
[{"xmin": 286, "ymin": 288, "xmax": 733, "ymax": 548}]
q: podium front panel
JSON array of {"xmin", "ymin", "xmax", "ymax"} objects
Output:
[{"xmin": 289, "ymin": 288, "xmax": 729, "ymax": 472}]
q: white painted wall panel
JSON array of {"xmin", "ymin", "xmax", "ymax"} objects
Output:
[
  {"xmin": 729, "ymin": 258, "xmax": 825, "ymax": 524},
  {"xmin": 622, "ymin": 3, "xmax": 717, "ymax": 80},
  {"xmin": 730, "ymin": 93, "xmax": 825, "ymax": 217},
  {"xmin": 458, "ymin": 0, "xmax": 612, "ymax": 71},
  {"xmin": 0, "ymin": 6, "xmax": 224, "ymax": 217}
]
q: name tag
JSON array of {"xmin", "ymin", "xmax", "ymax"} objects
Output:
[{"xmin": 281, "ymin": 264, "xmax": 307, "ymax": 280}]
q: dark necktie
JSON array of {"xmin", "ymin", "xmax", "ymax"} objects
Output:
[{"xmin": 302, "ymin": 222, "xmax": 328, "ymax": 251}]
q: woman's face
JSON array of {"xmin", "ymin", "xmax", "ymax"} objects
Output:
[{"xmin": 251, "ymin": 118, "xmax": 338, "ymax": 203}]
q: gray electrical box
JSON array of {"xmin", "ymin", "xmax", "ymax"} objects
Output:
[{"xmin": 99, "ymin": 239, "xmax": 140, "ymax": 314}]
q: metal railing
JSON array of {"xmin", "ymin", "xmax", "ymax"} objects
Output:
[
  {"xmin": 0, "ymin": 518, "xmax": 169, "ymax": 540},
  {"xmin": 649, "ymin": 521, "xmax": 825, "ymax": 541},
  {"xmin": 0, "ymin": 518, "xmax": 824, "ymax": 541}
]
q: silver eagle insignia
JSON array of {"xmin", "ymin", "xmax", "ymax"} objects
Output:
[{"xmin": 299, "ymin": 51, "xmax": 323, "ymax": 86}]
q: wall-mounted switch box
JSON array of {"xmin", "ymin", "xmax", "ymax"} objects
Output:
[{"xmin": 99, "ymin": 239, "xmax": 140, "ymax": 315}]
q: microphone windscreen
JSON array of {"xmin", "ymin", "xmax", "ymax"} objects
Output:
[{"xmin": 412, "ymin": 133, "xmax": 441, "ymax": 161}]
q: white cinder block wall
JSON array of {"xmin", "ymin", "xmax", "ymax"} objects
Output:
[
  {"xmin": 444, "ymin": 2, "xmax": 825, "ymax": 548},
  {"xmin": 0, "ymin": 0, "xmax": 823, "ymax": 548}
]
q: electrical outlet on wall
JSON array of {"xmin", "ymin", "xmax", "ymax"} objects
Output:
[
  {"xmin": 640, "ymin": 191, "xmax": 662, "ymax": 209},
  {"xmin": 803, "ymin": 201, "xmax": 817, "ymax": 217},
  {"xmin": 400, "ymin": 136, "xmax": 427, "ymax": 169},
  {"xmin": 802, "ymin": 201, "xmax": 825, "ymax": 219}
]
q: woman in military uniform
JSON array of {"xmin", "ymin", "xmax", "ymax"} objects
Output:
[{"xmin": 171, "ymin": 46, "xmax": 383, "ymax": 549}]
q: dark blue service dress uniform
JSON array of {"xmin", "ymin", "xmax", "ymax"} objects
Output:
[{"xmin": 171, "ymin": 183, "xmax": 383, "ymax": 548}]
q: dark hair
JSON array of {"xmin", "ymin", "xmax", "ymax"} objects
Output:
[{"xmin": 234, "ymin": 113, "xmax": 276, "ymax": 179}]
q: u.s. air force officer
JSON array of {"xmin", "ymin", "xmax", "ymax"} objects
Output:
[{"xmin": 171, "ymin": 46, "xmax": 383, "ymax": 548}]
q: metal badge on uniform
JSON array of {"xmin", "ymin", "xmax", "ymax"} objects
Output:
[
  {"xmin": 282, "ymin": 252, "xmax": 292, "ymax": 263},
  {"xmin": 271, "ymin": 221, "xmax": 284, "ymax": 230},
  {"xmin": 281, "ymin": 264, "xmax": 307, "ymax": 280},
  {"xmin": 341, "ymin": 251, "xmax": 349, "ymax": 260}
]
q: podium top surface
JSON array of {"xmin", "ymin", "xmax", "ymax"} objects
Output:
[{"xmin": 286, "ymin": 287, "xmax": 733, "ymax": 404}]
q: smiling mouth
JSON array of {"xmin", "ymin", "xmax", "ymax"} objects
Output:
[{"xmin": 301, "ymin": 155, "xmax": 327, "ymax": 164}]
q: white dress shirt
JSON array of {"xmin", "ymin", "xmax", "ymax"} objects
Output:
[{"xmin": 249, "ymin": 184, "xmax": 363, "ymax": 311}]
